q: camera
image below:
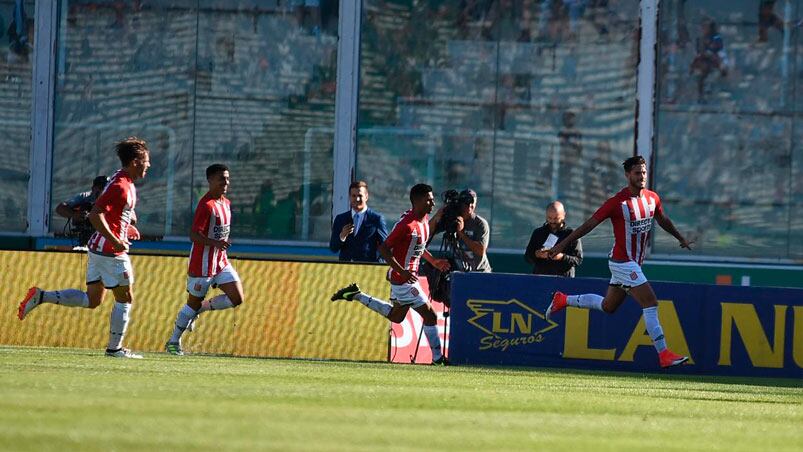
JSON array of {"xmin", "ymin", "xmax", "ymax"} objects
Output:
[
  {"xmin": 434, "ymin": 189, "xmax": 461, "ymax": 236},
  {"xmin": 433, "ymin": 189, "xmax": 474, "ymax": 237},
  {"xmin": 424, "ymin": 189, "xmax": 477, "ymax": 305},
  {"xmin": 66, "ymin": 202, "xmax": 95, "ymax": 247}
]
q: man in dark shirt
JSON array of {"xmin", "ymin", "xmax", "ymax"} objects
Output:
[{"xmin": 524, "ymin": 201, "xmax": 582, "ymax": 277}]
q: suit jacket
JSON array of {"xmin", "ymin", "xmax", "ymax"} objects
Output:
[{"xmin": 329, "ymin": 208, "xmax": 388, "ymax": 262}]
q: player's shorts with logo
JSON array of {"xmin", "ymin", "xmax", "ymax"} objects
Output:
[
  {"xmin": 608, "ymin": 260, "xmax": 648, "ymax": 288},
  {"xmin": 390, "ymin": 281, "xmax": 428, "ymax": 308},
  {"xmin": 187, "ymin": 264, "xmax": 240, "ymax": 298},
  {"xmin": 87, "ymin": 252, "xmax": 134, "ymax": 288}
]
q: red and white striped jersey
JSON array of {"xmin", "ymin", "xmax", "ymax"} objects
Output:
[
  {"xmin": 592, "ymin": 187, "xmax": 663, "ymax": 266},
  {"xmin": 188, "ymin": 193, "xmax": 231, "ymax": 277},
  {"xmin": 87, "ymin": 170, "xmax": 136, "ymax": 256},
  {"xmin": 384, "ymin": 209, "xmax": 430, "ymax": 284}
]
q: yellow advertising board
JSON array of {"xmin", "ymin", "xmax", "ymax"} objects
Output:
[{"xmin": 0, "ymin": 251, "xmax": 389, "ymax": 361}]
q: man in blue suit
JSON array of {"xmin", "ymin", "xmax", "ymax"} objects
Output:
[{"xmin": 329, "ymin": 181, "xmax": 388, "ymax": 262}]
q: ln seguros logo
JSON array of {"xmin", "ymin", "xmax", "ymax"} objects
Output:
[{"xmin": 467, "ymin": 298, "xmax": 559, "ymax": 351}]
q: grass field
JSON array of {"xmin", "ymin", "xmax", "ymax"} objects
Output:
[{"xmin": 1, "ymin": 346, "xmax": 800, "ymax": 451}]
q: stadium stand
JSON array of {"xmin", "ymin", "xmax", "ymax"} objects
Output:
[
  {"xmin": 49, "ymin": 3, "xmax": 337, "ymax": 241},
  {"xmin": 357, "ymin": 0, "xmax": 638, "ymax": 250}
]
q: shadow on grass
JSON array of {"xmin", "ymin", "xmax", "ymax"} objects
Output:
[{"xmin": 451, "ymin": 364, "xmax": 803, "ymax": 389}]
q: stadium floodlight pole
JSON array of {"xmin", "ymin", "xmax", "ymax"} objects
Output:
[
  {"xmin": 635, "ymin": 0, "xmax": 659, "ymax": 174},
  {"xmin": 332, "ymin": 0, "xmax": 362, "ymax": 219}
]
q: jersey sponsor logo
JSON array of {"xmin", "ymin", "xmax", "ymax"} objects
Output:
[
  {"xmin": 213, "ymin": 224, "xmax": 230, "ymax": 240},
  {"xmin": 629, "ymin": 218, "xmax": 653, "ymax": 234},
  {"xmin": 411, "ymin": 242, "xmax": 425, "ymax": 259},
  {"xmin": 467, "ymin": 298, "xmax": 559, "ymax": 352}
]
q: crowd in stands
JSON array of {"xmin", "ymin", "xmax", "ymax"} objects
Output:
[
  {"xmin": 655, "ymin": 0, "xmax": 800, "ymax": 258},
  {"xmin": 0, "ymin": 0, "xmax": 33, "ymax": 231}
]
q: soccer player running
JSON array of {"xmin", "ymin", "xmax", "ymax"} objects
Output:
[
  {"xmin": 546, "ymin": 156, "xmax": 694, "ymax": 368},
  {"xmin": 165, "ymin": 164, "xmax": 244, "ymax": 355},
  {"xmin": 331, "ymin": 183, "xmax": 451, "ymax": 364},
  {"xmin": 18, "ymin": 137, "xmax": 150, "ymax": 359}
]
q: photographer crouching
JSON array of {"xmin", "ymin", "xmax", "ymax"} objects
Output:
[
  {"xmin": 55, "ymin": 175, "xmax": 108, "ymax": 248},
  {"xmin": 426, "ymin": 188, "xmax": 491, "ymax": 305}
]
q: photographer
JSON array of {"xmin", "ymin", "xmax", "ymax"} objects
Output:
[
  {"xmin": 430, "ymin": 188, "xmax": 491, "ymax": 273},
  {"xmin": 56, "ymin": 175, "xmax": 108, "ymax": 246}
]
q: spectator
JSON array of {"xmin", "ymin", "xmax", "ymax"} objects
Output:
[
  {"xmin": 7, "ymin": 3, "xmax": 32, "ymax": 64},
  {"xmin": 564, "ymin": 0, "xmax": 587, "ymax": 38},
  {"xmin": 484, "ymin": 0, "xmax": 530, "ymax": 42},
  {"xmin": 524, "ymin": 201, "xmax": 582, "ymax": 277},
  {"xmin": 758, "ymin": 1, "xmax": 783, "ymax": 43},
  {"xmin": 329, "ymin": 181, "xmax": 388, "ymax": 262},
  {"xmin": 55, "ymin": 175, "xmax": 109, "ymax": 247},
  {"xmin": 689, "ymin": 19, "xmax": 728, "ymax": 103},
  {"xmin": 557, "ymin": 110, "xmax": 582, "ymax": 204},
  {"xmin": 292, "ymin": 0, "xmax": 321, "ymax": 36}
]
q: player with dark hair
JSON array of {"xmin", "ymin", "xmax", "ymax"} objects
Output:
[
  {"xmin": 165, "ymin": 163, "xmax": 244, "ymax": 355},
  {"xmin": 546, "ymin": 155, "xmax": 694, "ymax": 368},
  {"xmin": 18, "ymin": 137, "xmax": 151, "ymax": 359},
  {"xmin": 331, "ymin": 183, "xmax": 451, "ymax": 364}
]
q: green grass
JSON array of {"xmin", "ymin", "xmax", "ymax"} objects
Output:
[{"xmin": 0, "ymin": 347, "xmax": 800, "ymax": 452}]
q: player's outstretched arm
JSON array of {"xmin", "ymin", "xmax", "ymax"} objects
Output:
[
  {"xmin": 423, "ymin": 249, "xmax": 450, "ymax": 272},
  {"xmin": 655, "ymin": 210, "xmax": 693, "ymax": 250},
  {"xmin": 55, "ymin": 201, "xmax": 76, "ymax": 220},
  {"xmin": 548, "ymin": 216, "xmax": 600, "ymax": 258}
]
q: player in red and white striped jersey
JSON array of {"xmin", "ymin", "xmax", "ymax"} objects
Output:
[
  {"xmin": 545, "ymin": 156, "xmax": 694, "ymax": 369},
  {"xmin": 165, "ymin": 164, "xmax": 244, "ymax": 355},
  {"xmin": 331, "ymin": 183, "xmax": 452, "ymax": 364},
  {"xmin": 18, "ymin": 137, "xmax": 150, "ymax": 359}
]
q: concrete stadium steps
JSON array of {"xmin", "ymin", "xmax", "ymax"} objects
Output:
[
  {"xmin": 0, "ymin": 56, "xmax": 37, "ymax": 227},
  {"xmin": 0, "ymin": 61, "xmax": 33, "ymax": 125},
  {"xmin": 418, "ymin": 40, "xmax": 635, "ymax": 107},
  {"xmin": 48, "ymin": 5, "xmax": 338, "ymax": 238},
  {"xmin": 194, "ymin": 103, "xmax": 334, "ymax": 211}
]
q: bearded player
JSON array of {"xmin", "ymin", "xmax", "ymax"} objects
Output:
[{"xmin": 546, "ymin": 156, "xmax": 693, "ymax": 368}]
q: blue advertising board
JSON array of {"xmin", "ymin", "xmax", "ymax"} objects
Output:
[{"xmin": 449, "ymin": 272, "xmax": 803, "ymax": 378}]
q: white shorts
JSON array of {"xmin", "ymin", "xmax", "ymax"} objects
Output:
[
  {"xmin": 389, "ymin": 281, "xmax": 429, "ymax": 308},
  {"xmin": 87, "ymin": 252, "xmax": 134, "ymax": 288},
  {"xmin": 187, "ymin": 264, "xmax": 240, "ymax": 298},
  {"xmin": 608, "ymin": 260, "xmax": 648, "ymax": 289}
]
